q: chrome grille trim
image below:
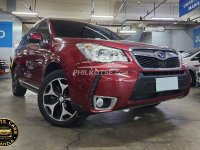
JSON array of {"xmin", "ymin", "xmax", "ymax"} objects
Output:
[
  {"xmin": 132, "ymin": 50, "xmax": 178, "ymax": 60},
  {"xmin": 130, "ymin": 48, "xmax": 181, "ymax": 69}
]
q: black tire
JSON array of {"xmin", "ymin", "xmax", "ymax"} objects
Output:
[
  {"xmin": 38, "ymin": 70, "xmax": 87, "ymax": 127},
  {"xmin": 189, "ymin": 70, "xmax": 196, "ymax": 87},
  {"xmin": 12, "ymin": 68, "xmax": 27, "ymax": 96},
  {"xmin": 141, "ymin": 103, "xmax": 160, "ymax": 109}
]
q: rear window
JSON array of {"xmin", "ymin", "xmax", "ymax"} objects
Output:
[{"xmin": 50, "ymin": 20, "xmax": 123, "ymax": 40}]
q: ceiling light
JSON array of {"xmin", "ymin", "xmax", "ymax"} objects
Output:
[
  {"xmin": 118, "ymin": 30, "xmax": 137, "ymax": 34},
  {"xmin": 151, "ymin": 17, "xmax": 175, "ymax": 21},
  {"xmin": 144, "ymin": 26, "xmax": 165, "ymax": 32},
  {"xmin": 12, "ymin": 11, "xmax": 38, "ymax": 16},
  {"xmin": 91, "ymin": 15, "xmax": 114, "ymax": 19}
]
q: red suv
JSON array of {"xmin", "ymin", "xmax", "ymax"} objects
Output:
[{"xmin": 11, "ymin": 18, "xmax": 191, "ymax": 127}]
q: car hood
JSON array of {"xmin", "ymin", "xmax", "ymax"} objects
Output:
[{"xmin": 54, "ymin": 38, "xmax": 173, "ymax": 51}]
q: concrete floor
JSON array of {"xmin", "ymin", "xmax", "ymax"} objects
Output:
[{"xmin": 0, "ymin": 77, "xmax": 200, "ymax": 150}]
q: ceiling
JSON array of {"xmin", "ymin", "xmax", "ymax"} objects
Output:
[
  {"xmin": 1, "ymin": 0, "xmax": 180, "ymax": 21},
  {"xmin": 0, "ymin": 0, "xmax": 199, "ymax": 31}
]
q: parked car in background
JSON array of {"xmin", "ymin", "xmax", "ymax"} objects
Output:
[
  {"xmin": 179, "ymin": 50, "xmax": 185, "ymax": 53},
  {"xmin": 182, "ymin": 48, "xmax": 200, "ymax": 86},
  {"xmin": 0, "ymin": 59, "xmax": 9, "ymax": 76},
  {"xmin": 11, "ymin": 18, "xmax": 191, "ymax": 127},
  {"xmin": 196, "ymin": 66, "xmax": 200, "ymax": 87}
]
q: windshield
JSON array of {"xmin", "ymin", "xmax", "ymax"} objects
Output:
[
  {"xmin": 182, "ymin": 49, "xmax": 200, "ymax": 58},
  {"xmin": 51, "ymin": 19, "xmax": 123, "ymax": 40}
]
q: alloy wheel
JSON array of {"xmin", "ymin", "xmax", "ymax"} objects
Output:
[{"xmin": 43, "ymin": 78, "xmax": 76, "ymax": 121}]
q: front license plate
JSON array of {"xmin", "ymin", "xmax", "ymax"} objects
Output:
[
  {"xmin": 156, "ymin": 77, "xmax": 178, "ymax": 92},
  {"xmin": 5, "ymin": 69, "xmax": 10, "ymax": 73}
]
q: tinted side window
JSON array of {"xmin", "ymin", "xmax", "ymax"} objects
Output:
[
  {"xmin": 82, "ymin": 27, "xmax": 107, "ymax": 40},
  {"xmin": 51, "ymin": 19, "xmax": 123, "ymax": 40},
  {"xmin": 52, "ymin": 20, "xmax": 84, "ymax": 38},
  {"xmin": 88, "ymin": 25, "xmax": 123, "ymax": 40},
  {"xmin": 196, "ymin": 53, "xmax": 200, "ymax": 58}
]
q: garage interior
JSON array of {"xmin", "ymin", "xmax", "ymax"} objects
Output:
[{"xmin": 0, "ymin": 0, "xmax": 200, "ymax": 150}]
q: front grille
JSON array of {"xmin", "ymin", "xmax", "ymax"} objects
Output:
[
  {"xmin": 142, "ymin": 71, "xmax": 184, "ymax": 76},
  {"xmin": 131, "ymin": 90, "xmax": 180, "ymax": 100},
  {"xmin": 135, "ymin": 55, "xmax": 180, "ymax": 68},
  {"xmin": 129, "ymin": 71, "xmax": 190, "ymax": 101}
]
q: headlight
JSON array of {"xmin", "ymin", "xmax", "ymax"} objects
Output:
[{"xmin": 76, "ymin": 43, "xmax": 128, "ymax": 63}]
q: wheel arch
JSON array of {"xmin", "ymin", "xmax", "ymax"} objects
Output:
[
  {"xmin": 44, "ymin": 62, "xmax": 63, "ymax": 78},
  {"xmin": 189, "ymin": 69, "xmax": 196, "ymax": 86},
  {"xmin": 189, "ymin": 69, "xmax": 196, "ymax": 79},
  {"xmin": 10, "ymin": 58, "xmax": 17, "ymax": 74}
]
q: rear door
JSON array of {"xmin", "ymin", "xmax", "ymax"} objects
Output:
[
  {"xmin": 26, "ymin": 20, "xmax": 51, "ymax": 87},
  {"xmin": 15, "ymin": 30, "xmax": 33, "ymax": 81}
]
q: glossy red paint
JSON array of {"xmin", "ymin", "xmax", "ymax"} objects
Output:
[
  {"xmin": 0, "ymin": 69, "xmax": 4, "ymax": 76},
  {"xmin": 28, "ymin": 32, "xmax": 43, "ymax": 42},
  {"xmin": 13, "ymin": 18, "xmax": 191, "ymax": 114}
]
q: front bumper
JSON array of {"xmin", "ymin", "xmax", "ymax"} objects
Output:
[
  {"xmin": 130, "ymin": 71, "xmax": 189, "ymax": 100},
  {"xmin": 70, "ymin": 64, "xmax": 190, "ymax": 113}
]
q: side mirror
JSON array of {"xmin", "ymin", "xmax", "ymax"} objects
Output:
[{"xmin": 28, "ymin": 32, "xmax": 43, "ymax": 43}]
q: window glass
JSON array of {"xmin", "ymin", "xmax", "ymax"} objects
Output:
[
  {"xmin": 51, "ymin": 19, "xmax": 123, "ymax": 40},
  {"xmin": 82, "ymin": 27, "xmax": 107, "ymax": 40},
  {"xmin": 196, "ymin": 53, "xmax": 200, "ymax": 58},
  {"xmin": 52, "ymin": 20, "xmax": 84, "ymax": 38}
]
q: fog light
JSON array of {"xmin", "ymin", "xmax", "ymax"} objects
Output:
[
  {"xmin": 93, "ymin": 96, "xmax": 117, "ymax": 110},
  {"xmin": 96, "ymin": 98, "xmax": 104, "ymax": 108}
]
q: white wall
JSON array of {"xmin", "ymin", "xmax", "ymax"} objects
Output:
[
  {"xmin": 172, "ymin": 29, "xmax": 193, "ymax": 51},
  {"xmin": 0, "ymin": 0, "xmax": 7, "ymax": 11},
  {"xmin": 138, "ymin": 28, "xmax": 194, "ymax": 51},
  {"xmin": 152, "ymin": 30, "xmax": 172, "ymax": 48},
  {"xmin": 141, "ymin": 32, "xmax": 152, "ymax": 44},
  {"xmin": 125, "ymin": 29, "xmax": 143, "ymax": 42}
]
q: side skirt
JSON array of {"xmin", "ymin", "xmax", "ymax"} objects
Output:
[{"xmin": 19, "ymin": 80, "xmax": 39, "ymax": 93}]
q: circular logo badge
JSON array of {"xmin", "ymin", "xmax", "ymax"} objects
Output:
[
  {"xmin": 0, "ymin": 118, "xmax": 18, "ymax": 146},
  {"xmin": 155, "ymin": 51, "xmax": 167, "ymax": 60}
]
